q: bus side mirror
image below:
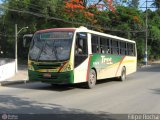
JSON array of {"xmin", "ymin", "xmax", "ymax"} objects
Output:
[{"xmin": 23, "ymin": 34, "xmax": 33, "ymax": 47}]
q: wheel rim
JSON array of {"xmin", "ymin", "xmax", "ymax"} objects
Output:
[
  {"xmin": 89, "ymin": 71, "xmax": 96, "ymax": 85},
  {"xmin": 121, "ymin": 69, "xmax": 126, "ymax": 81}
]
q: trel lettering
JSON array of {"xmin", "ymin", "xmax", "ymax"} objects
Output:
[{"xmin": 101, "ymin": 56, "xmax": 113, "ymax": 64}]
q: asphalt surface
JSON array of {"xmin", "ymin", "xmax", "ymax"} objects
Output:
[{"xmin": 0, "ymin": 64, "xmax": 160, "ymax": 119}]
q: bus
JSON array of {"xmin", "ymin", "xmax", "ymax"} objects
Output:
[{"xmin": 27, "ymin": 26, "xmax": 137, "ymax": 89}]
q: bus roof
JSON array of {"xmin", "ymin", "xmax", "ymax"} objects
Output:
[
  {"xmin": 75, "ymin": 26, "xmax": 135, "ymax": 43},
  {"xmin": 35, "ymin": 26, "xmax": 135, "ymax": 43},
  {"xmin": 36, "ymin": 28, "xmax": 76, "ymax": 33}
]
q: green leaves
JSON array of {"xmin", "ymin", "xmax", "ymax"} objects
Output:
[{"xmin": 150, "ymin": 26, "xmax": 160, "ymax": 40}]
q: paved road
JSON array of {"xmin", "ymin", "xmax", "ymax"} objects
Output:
[{"xmin": 0, "ymin": 64, "xmax": 160, "ymax": 119}]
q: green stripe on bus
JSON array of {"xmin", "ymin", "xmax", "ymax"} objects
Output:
[{"xmin": 90, "ymin": 54, "xmax": 124, "ymax": 69}]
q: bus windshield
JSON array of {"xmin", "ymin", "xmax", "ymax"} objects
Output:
[{"xmin": 29, "ymin": 31, "xmax": 74, "ymax": 61}]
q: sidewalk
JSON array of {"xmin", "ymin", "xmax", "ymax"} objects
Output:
[
  {"xmin": 138, "ymin": 60, "xmax": 160, "ymax": 68},
  {"xmin": 0, "ymin": 64, "xmax": 28, "ymax": 86},
  {"xmin": 151, "ymin": 60, "xmax": 160, "ymax": 64}
]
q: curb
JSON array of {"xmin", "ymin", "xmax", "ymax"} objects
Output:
[
  {"xmin": 139, "ymin": 64, "xmax": 151, "ymax": 68},
  {"xmin": 0, "ymin": 79, "xmax": 29, "ymax": 86}
]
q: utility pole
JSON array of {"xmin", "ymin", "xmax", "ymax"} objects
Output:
[
  {"xmin": 15, "ymin": 24, "xmax": 18, "ymax": 73},
  {"xmin": 140, "ymin": 0, "xmax": 156, "ymax": 66},
  {"xmin": 15, "ymin": 24, "xmax": 28, "ymax": 73},
  {"xmin": 144, "ymin": 0, "xmax": 148, "ymax": 66}
]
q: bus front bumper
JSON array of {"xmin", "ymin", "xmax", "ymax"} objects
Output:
[{"xmin": 28, "ymin": 70, "xmax": 74, "ymax": 84}]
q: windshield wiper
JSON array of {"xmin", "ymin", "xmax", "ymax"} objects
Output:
[
  {"xmin": 52, "ymin": 41, "xmax": 59, "ymax": 61},
  {"xmin": 36, "ymin": 40, "xmax": 47, "ymax": 62},
  {"xmin": 36, "ymin": 40, "xmax": 59, "ymax": 61}
]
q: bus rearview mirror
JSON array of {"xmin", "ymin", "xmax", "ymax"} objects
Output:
[{"xmin": 23, "ymin": 34, "xmax": 33, "ymax": 47}]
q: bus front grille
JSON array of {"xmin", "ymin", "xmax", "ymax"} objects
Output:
[{"xmin": 34, "ymin": 63, "xmax": 62, "ymax": 70}]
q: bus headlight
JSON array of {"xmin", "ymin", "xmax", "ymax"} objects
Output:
[
  {"xmin": 63, "ymin": 64, "xmax": 71, "ymax": 72},
  {"xmin": 28, "ymin": 64, "xmax": 34, "ymax": 71}
]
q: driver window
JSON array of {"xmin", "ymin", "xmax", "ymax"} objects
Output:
[{"xmin": 75, "ymin": 33, "xmax": 88, "ymax": 55}]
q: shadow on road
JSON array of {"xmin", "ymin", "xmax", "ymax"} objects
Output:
[
  {"xmin": 6, "ymin": 82, "xmax": 76, "ymax": 92},
  {"xmin": 150, "ymin": 88, "xmax": 160, "ymax": 94},
  {"xmin": 0, "ymin": 95, "xmax": 119, "ymax": 120},
  {"xmin": 5, "ymin": 78, "xmax": 122, "ymax": 92}
]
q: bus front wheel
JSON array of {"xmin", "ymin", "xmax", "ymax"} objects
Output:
[
  {"xmin": 86, "ymin": 69, "xmax": 97, "ymax": 89},
  {"xmin": 119, "ymin": 67, "xmax": 126, "ymax": 81}
]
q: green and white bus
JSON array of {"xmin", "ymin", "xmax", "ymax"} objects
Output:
[{"xmin": 28, "ymin": 26, "xmax": 137, "ymax": 88}]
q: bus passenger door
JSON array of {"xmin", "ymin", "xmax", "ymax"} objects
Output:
[{"xmin": 74, "ymin": 32, "xmax": 89, "ymax": 83}]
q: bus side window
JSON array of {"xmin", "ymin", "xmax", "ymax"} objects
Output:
[
  {"xmin": 111, "ymin": 40, "xmax": 119, "ymax": 55},
  {"xmin": 126, "ymin": 43, "xmax": 129, "ymax": 55},
  {"xmin": 132, "ymin": 44, "xmax": 135, "ymax": 56},
  {"xmin": 76, "ymin": 33, "xmax": 88, "ymax": 55},
  {"xmin": 100, "ymin": 37, "xmax": 110, "ymax": 54},
  {"xmin": 120, "ymin": 42, "xmax": 126, "ymax": 55},
  {"xmin": 128, "ymin": 43, "xmax": 135, "ymax": 56},
  {"xmin": 91, "ymin": 35, "xmax": 99, "ymax": 53}
]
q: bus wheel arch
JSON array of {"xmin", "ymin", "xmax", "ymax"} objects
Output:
[
  {"xmin": 119, "ymin": 66, "xmax": 126, "ymax": 81},
  {"xmin": 86, "ymin": 68, "xmax": 97, "ymax": 89},
  {"xmin": 92, "ymin": 67, "xmax": 97, "ymax": 78}
]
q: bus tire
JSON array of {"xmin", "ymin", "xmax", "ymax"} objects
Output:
[
  {"xmin": 86, "ymin": 69, "xmax": 97, "ymax": 89},
  {"xmin": 119, "ymin": 67, "xmax": 126, "ymax": 81}
]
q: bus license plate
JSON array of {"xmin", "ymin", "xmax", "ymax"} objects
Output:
[{"xmin": 43, "ymin": 73, "xmax": 51, "ymax": 78}]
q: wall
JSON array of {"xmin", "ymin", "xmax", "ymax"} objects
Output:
[{"xmin": 0, "ymin": 59, "xmax": 15, "ymax": 81}]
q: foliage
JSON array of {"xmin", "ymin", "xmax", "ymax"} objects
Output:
[
  {"xmin": 152, "ymin": 0, "xmax": 160, "ymax": 9},
  {"xmin": 127, "ymin": 0, "xmax": 139, "ymax": 8}
]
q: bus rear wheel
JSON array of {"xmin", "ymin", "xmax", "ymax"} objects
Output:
[
  {"xmin": 86, "ymin": 69, "xmax": 97, "ymax": 89},
  {"xmin": 119, "ymin": 67, "xmax": 126, "ymax": 81}
]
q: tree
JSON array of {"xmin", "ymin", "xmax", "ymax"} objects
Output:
[
  {"xmin": 152, "ymin": 0, "xmax": 160, "ymax": 9},
  {"xmin": 147, "ymin": 10, "xmax": 160, "ymax": 59},
  {"xmin": 128, "ymin": 0, "xmax": 139, "ymax": 9},
  {"xmin": 64, "ymin": 0, "xmax": 96, "ymax": 26},
  {"xmin": 1, "ymin": 0, "xmax": 62, "ymax": 59}
]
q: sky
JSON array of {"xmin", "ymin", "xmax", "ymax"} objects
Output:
[{"xmin": 140, "ymin": 0, "xmax": 156, "ymax": 11}]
